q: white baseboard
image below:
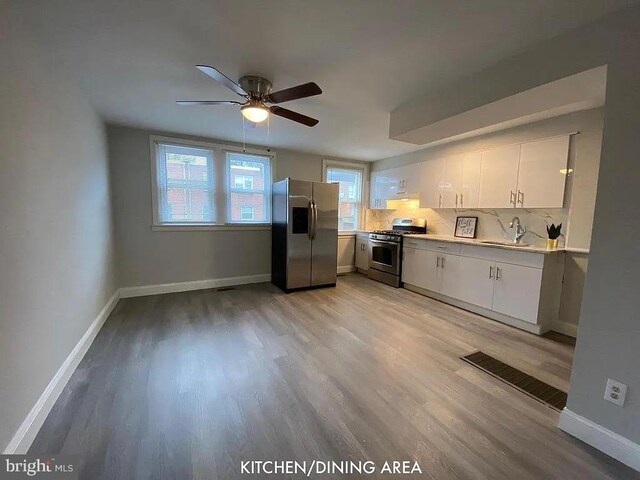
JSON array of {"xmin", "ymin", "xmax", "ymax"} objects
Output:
[
  {"xmin": 559, "ymin": 408, "xmax": 640, "ymax": 472},
  {"xmin": 337, "ymin": 265, "xmax": 356, "ymax": 274},
  {"xmin": 551, "ymin": 320, "xmax": 578, "ymax": 337},
  {"xmin": 119, "ymin": 273, "xmax": 271, "ymax": 298},
  {"xmin": 4, "ymin": 290, "xmax": 120, "ymax": 454}
]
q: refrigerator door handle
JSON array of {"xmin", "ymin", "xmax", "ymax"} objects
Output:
[{"xmin": 312, "ymin": 200, "xmax": 318, "ymax": 240}]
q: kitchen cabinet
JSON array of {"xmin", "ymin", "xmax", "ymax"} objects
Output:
[
  {"xmin": 419, "ymin": 157, "xmax": 445, "ymax": 208},
  {"xmin": 460, "ymin": 152, "xmax": 482, "ymax": 208},
  {"xmin": 355, "ymin": 233, "xmax": 369, "ymax": 270},
  {"xmin": 372, "ymin": 135, "xmax": 569, "ymax": 210},
  {"xmin": 451, "ymin": 255, "xmax": 495, "ymax": 310},
  {"xmin": 491, "ymin": 262, "xmax": 543, "ymax": 323},
  {"xmin": 478, "ymin": 144, "xmax": 521, "ymax": 208},
  {"xmin": 401, "ymin": 246, "xmax": 428, "ymax": 288},
  {"xmin": 401, "ymin": 239, "xmax": 564, "ymax": 334},
  {"xmin": 440, "ymin": 152, "xmax": 483, "ymax": 208},
  {"xmin": 516, "ymin": 136, "xmax": 570, "ymax": 208}
]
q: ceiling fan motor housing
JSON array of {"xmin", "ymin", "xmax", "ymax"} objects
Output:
[{"xmin": 239, "ymin": 75, "xmax": 273, "ymax": 99}]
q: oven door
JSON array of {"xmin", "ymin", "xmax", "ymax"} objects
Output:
[{"xmin": 369, "ymin": 239, "xmax": 400, "ymax": 275}]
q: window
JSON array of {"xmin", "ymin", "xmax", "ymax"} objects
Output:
[
  {"xmin": 151, "ymin": 137, "xmax": 273, "ymax": 227},
  {"xmin": 241, "ymin": 206, "xmax": 255, "ymax": 220},
  {"xmin": 155, "ymin": 143, "xmax": 215, "ymax": 223},
  {"xmin": 227, "ymin": 152, "xmax": 271, "ymax": 224},
  {"xmin": 323, "ymin": 161, "xmax": 365, "ymax": 232},
  {"xmin": 234, "ymin": 175, "xmax": 254, "ymax": 190}
]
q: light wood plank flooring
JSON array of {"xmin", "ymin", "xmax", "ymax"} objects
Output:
[{"xmin": 30, "ymin": 274, "xmax": 638, "ymax": 479}]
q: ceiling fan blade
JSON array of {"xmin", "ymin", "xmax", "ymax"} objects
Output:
[
  {"xmin": 267, "ymin": 82, "xmax": 322, "ymax": 104},
  {"xmin": 176, "ymin": 100, "xmax": 243, "ymax": 105},
  {"xmin": 270, "ymin": 106, "xmax": 319, "ymax": 127},
  {"xmin": 196, "ymin": 65, "xmax": 247, "ymax": 96}
]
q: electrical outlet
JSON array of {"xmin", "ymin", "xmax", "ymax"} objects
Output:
[{"xmin": 604, "ymin": 379, "xmax": 627, "ymax": 406}]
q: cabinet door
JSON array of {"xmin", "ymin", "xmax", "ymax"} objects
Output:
[
  {"xmin": 460, "ymin": 152, "xmax": 482, "ymax": 209},
  {"xmin": 419, "ymin": 158, "xmax": 445, "ymax": 208},
  {"xmin": 492, "ymin": 262, "xmax": 543, "ymax": 323},
  {"xmin": 369, "ymin": 171, "xmax": 381, "ymax": 209},
  {"xmin": 478, "ymin": 145, "xmax": 521, "ymax": 208},
  {"xmin": 517, "ymin": 136, "xmax": 570, "ymax": 208},
  {"xmin": 370, "ymin": 171, "xmax": 395, "ymax": 209},
  {"xmin": 442, "ymin": 155, "xmax": 463, "ymax": 208},
  {"xmin": 402, "ymin": 247, "xmax": 428, "ymax": 288},
  {"xmin": 355, "ymin": 238, "xmax": 369, "ymax": 270},
  {"xmin": 402, "ymin": 162, "xmax": 423, "ymax": 199},
  {"xmin": 447, "ymin": 256, "xmax": 495, "ymax": 309},
  {"xmin": 425, "ymin": 250, "xmax": 444, "ymax": 293}
]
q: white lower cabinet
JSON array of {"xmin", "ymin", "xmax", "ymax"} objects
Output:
[
  {"xmin": 491, "ymin": 262, "xmax": 543, "ymax": 323},
  {"xmin": 401, "ymin": 240, "xmax": 564, "ymax": 334},
  {"xmin": 355, "ymin": 233, "xmax": 369, "ymax": 270},
  {"xmin": 452, "ymin": 256, "xmax": 495, "ymax": 310}
]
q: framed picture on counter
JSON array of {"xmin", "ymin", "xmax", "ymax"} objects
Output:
[{"xmin": 454, "ymin": 216, "xmax": 478, "ymax": 239}]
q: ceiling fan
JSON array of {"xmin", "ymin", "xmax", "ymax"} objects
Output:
[{"xmin": 177, "ymin": 65, "xmax": 322, "ymax": 127}]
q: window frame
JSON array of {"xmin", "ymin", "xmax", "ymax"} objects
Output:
[
  {"xmin": 322, "ymin": 159, "xmax": 369, "ymax": 233},
  {"xmin": 150, "ymin": 135, "xmax": 275, "ymax": 231}
]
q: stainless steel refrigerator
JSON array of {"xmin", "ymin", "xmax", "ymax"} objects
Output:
[{"xmin": 272, "ymin": 178, "xmax": 339, "ymax": 292}]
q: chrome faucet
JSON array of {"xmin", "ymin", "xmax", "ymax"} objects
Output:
[{"xmin": 509, "ymin": 217, "xmax": 527, "ymax": 244}]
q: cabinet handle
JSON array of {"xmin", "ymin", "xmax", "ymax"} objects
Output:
[
  {"xmin": 441, "ymin": 256, "xmax": 445, "ymax": 268},
  {"xmin": 489, "ymin": 266, "xmax": 494, "ymax": 279},
  {"xmin": 460, "ymin": 193, "xmax": 464, "ymax": 207},
  {"xmin": 510, "ymin": 191, "xmax": 516, "ymax": 207},
  {"xmin": 517, "ymin": 190, "xmax": 524, "ymax": 206},
  {"xmin": 455, "ymin": 193, "xmax": 459, "ymax": 208},
  {"xmin": 496, "ymin": 267, "xmax": 502, "ymax": 279},
  {"xmin": 438, "ymin": 193, "xmax": 442, "ymax": 208},
  {"xmin": 436, "ymin": 256, "xmax": 440, "ymax": 268}
]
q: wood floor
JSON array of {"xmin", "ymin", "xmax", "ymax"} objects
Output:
[{"xmin": 30, "ymin": 274, "xmax": 638, "ymax": 479}]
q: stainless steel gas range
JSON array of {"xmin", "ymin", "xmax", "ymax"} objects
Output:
[{"xmin": 368, "ymin": 218, "xmax": 426, "ymax": 287}]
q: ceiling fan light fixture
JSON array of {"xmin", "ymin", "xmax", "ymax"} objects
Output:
[{"xmin": 241, "ymin": 104, "xmax": 269, "ymax": 123}]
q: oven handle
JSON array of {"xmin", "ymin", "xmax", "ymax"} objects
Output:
[{"xmin": 368, "ymin": 239, "xmax": 399, "ymax": 247}]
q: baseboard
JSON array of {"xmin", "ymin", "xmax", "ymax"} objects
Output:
[
  {"xmin": 559, "ymin": 408, "xmax": 640, "ymax": 472},
  {"xmin": 337, "ymin": 265, "xmax": 356, "ymax": 275},
  {"xmin": 119, "ymin": 273, "xmax": 271, "ymax": 298},
  {"xmin": 4, "ymin": 290, "xmax": 120, "ymax": 454},
  {"xmin": 551, "ymin": 320, "xmax": 578, "ymax": 337}
]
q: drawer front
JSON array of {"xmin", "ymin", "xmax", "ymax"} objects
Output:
[
  {"xmin": 459, "ymin": 244, "xmax": 544, "ymax": 268},
  {"xmin": 403, "ymin": 238, "xmax": 428, "ymax": 250},
  {"xmin": 425, "ymin": 240, "xmax": 461, "ymax": 255}
]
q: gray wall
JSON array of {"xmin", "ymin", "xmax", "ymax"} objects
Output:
[
  {"xmin": 0, "ymin": 19, "xmax": 117, "ymax": 450},
  {"xmin": 387, "ymin": 4, "xmax": 640, "ymax": 446},
  {"xmin": 107, "ymin": 125, "xmax": 363, "ymax": 287}
]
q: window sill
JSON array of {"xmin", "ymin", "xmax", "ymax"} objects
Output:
[{"xmin": 152, "ymin": 223, "xmax": 272, "ymax": 232}]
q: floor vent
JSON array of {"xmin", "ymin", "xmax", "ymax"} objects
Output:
[
  {"xmin": 461, "ymin": 351, "xmax": 567, "ymax": 411},
  {"xmin": 216, "ymin": 286, "xmax": 235, "ymax": 292}
]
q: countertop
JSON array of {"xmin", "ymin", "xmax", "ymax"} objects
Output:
[{"xmin": 400, "ymin": 234, "xmax": 564, "ymax": 255}]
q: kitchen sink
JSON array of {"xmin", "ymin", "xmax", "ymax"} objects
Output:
[{"xmin": 479, "ymin": 240, "xmax": 531, "ymax": 247}]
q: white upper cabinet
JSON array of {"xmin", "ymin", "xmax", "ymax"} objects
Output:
[
  {"xmin": 460, "ymin": 152, "xmax": 482, "ymax": 209},
  {"xmin": 371, "ymin": 135, "xmax": 570, "ymax": 210},
  {"xmin": 419, "ymin": 157, "xmax": 445, "ymax": 208},
  {"xmin": 516, "ymin": 136, "xmax": 570, "ymax": 208},
  {"xmin": 441, "ymin": 155, "xmax": 463, "ymax": 208},
  {"xmin": 401, "ymin": 162, "xmax": 423, "ymax": 199},
  {"xmin": 478, "ymin": 144, "xmax": 521, "ymax": 208}
]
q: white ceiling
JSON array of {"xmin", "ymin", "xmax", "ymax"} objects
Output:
[{"xmin": 8, "ymin": 0, "xmax": 637, "ymax": 160}]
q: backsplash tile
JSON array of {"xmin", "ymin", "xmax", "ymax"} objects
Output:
[{"xmin": 365, "ymin": 201, "xmax": 566, "ymax": 247}]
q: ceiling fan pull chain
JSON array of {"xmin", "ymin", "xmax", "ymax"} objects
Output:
[{"xmin": 242, "ymin": 115, "xmax": 246, "ymax": 152}]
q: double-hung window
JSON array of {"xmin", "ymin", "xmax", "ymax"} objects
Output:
[
  {"xmin": 227, "ymin": 152, "xmax": 271, "ymax": 224},
  {"xmin": 323, "ymin": 160, "xmax": 366, "ymax": 232},
  {"xmin": 155, "ymin": 143, "xmax": 215, "ymax": 223},
  {"xmin": 151, "ymin": 136, "xmax": 273, "ymax": 227}
]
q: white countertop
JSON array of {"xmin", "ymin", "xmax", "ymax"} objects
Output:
[{"xmin": 402, "ymin": 234, "xmax": 564, "ymax": 254}]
